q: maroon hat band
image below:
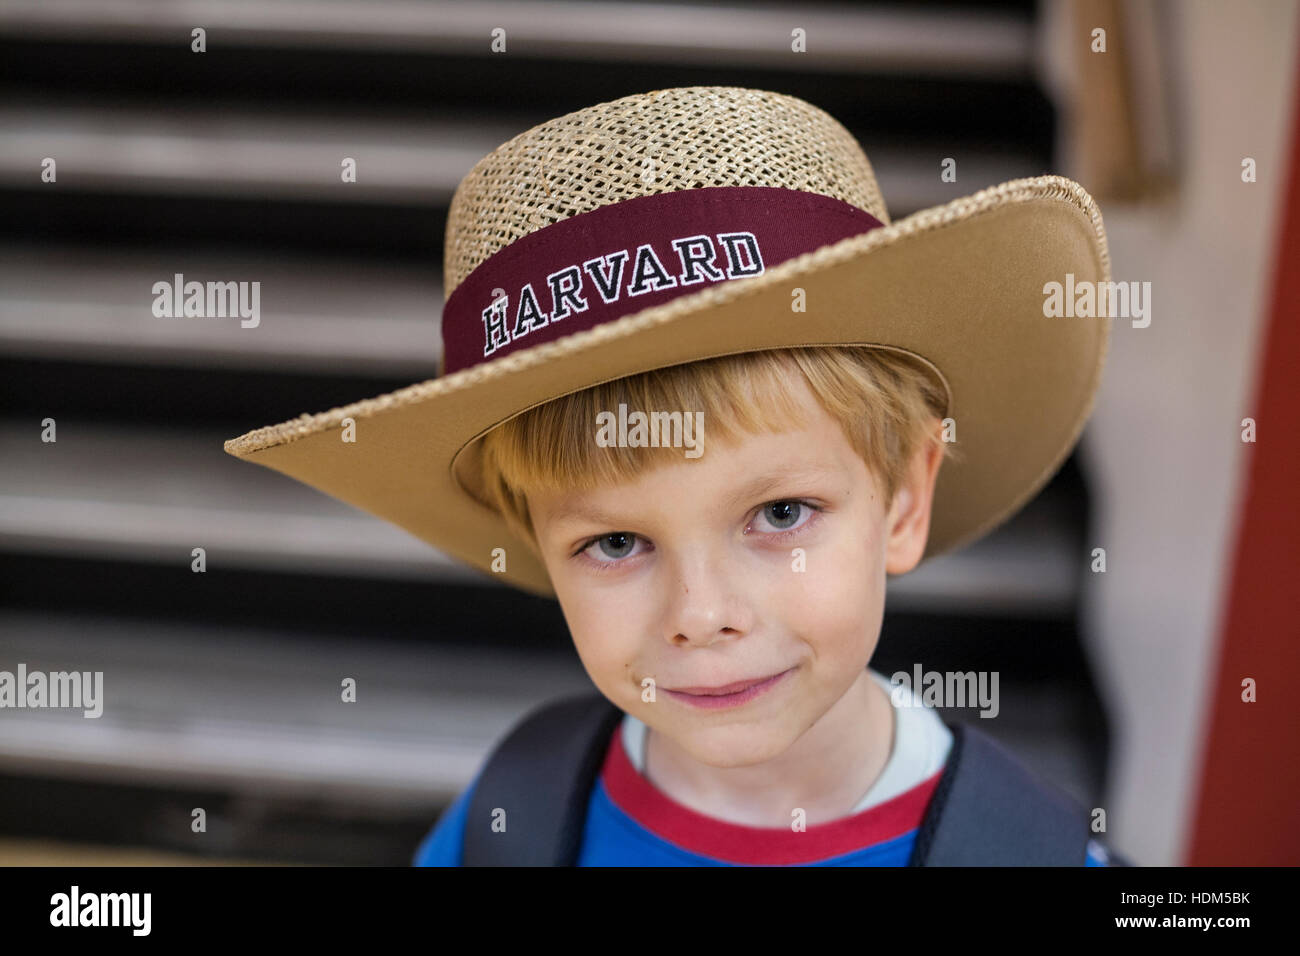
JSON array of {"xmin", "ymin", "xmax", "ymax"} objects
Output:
[{"xmin": 440, "ymin": 185, "xmax": 886, "ymax": 375}]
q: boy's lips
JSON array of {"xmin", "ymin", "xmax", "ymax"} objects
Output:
[
  {"xmin": 662, "ymin": 667, "xmax": 796, "ymax": 710},
  {"xmin": 666, "ymin": 667, "xmax": 795, "ymax": 696}
]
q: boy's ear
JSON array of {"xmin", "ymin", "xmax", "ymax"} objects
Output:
[{"xmin": 884, "ymin": 425, "xmax": 945, "ymax": 576}]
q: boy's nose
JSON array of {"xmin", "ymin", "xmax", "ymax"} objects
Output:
[{"xmin": 660, "ymin": 552, "xmax": 754, "ymax": 647}]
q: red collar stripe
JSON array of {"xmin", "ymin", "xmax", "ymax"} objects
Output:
[{"xmin": 599, "ymin": 724, "xmax": 941, "ymax": 865}]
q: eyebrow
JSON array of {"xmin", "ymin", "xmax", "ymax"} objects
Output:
[{"xmin": 542, "ymin": 465, "xmax": 835, "ymax": 532}]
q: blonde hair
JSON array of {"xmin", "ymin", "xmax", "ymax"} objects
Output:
[{"xmin": 478, "ymin": 346, "xmax": 960, "ymax": 553}]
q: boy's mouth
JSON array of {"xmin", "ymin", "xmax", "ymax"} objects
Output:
[{"xmin": 663, "ymin": 667, "xmax": 795, "ymax": 709}]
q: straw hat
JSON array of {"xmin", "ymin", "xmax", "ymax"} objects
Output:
[{"xmin": 224, "ymin": 86, "xmax": 1111, "ymax": 597}]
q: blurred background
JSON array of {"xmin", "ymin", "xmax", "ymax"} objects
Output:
[{"xmin": 0, "ymin": 0, "xmax": 1296, "ymax": 866}]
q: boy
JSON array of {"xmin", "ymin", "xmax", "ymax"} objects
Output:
[
  {"xmin": 224, "ymin": 86, "xmax": 1122, "ymax": 865},
  {"xmin": 413, "ymin": 347, "xmax": 1116, "ymax": 865}
]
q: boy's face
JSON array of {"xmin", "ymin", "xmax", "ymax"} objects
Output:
[{"xmin": 528, "ymin": 375, "xmax": 944, "ymax": 769}]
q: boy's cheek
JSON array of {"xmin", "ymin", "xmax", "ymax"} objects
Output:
[
  {"xmin": 777, "ymin": 536, "xmax": 882, "ymax": 608},
  {"xmin": 569, "ymin": 629, "xmax": 644, "ymax": 697},
  {"xmin": 784, "ymin": 547, "xmax": 886, "ymax": 658}
]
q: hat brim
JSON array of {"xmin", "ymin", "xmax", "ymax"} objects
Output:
[{"xmin": 224, "ymin": 175, "xmax": 1110, "ymax": 598}]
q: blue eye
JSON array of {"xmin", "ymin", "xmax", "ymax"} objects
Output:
[
  {"xmin": 751, "ymin": 500, "xmax": 818, "ymax": 535},
  {"xmin": 764, "ymin": 501, "xmax": 801, "ymax": 529},
  {"xmin": 584, "ymin": 532, "xmax": 644, "ymax": 562},
  {"xmin": 599, "ymin": 533, "xmax": 634, "ymax": 558}
]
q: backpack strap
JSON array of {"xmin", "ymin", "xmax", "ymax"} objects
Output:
[
  {"xmin": 909, "ymin": 721, "xmax": 1091, "ymax": 866},
  {"xmin": 462, "ymin": 692, "xmax": 622, "ymax": 866}
]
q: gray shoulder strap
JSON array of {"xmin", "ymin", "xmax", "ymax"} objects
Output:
[
  {"xmin": 462, "ymin": 693, "xmax": 623, "ymax": 866},
  {"xmin": 910, "ymin": 721, "xmax": 1091, "ymax": 866}
]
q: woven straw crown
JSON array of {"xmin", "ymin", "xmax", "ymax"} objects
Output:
[{"xmin": 442, "ymin": 86, "xmax": 891, "ymax": 297}]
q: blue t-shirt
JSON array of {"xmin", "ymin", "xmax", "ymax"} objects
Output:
[{"xmin": 413, "ymin": 706, "xmax": 1115, "ymax": 866}]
